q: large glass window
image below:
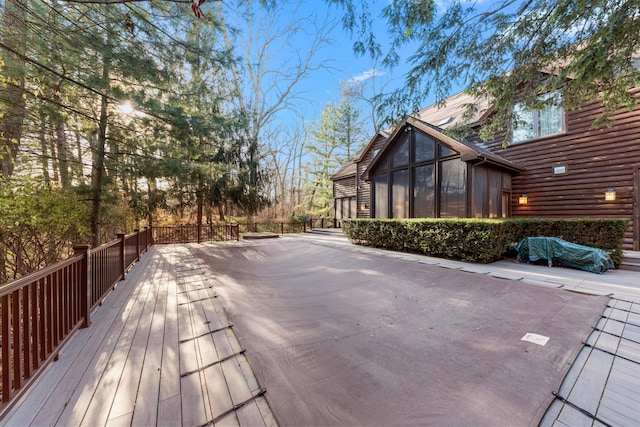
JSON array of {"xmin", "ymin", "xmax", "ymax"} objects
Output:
[
  {"xmin": 440, "ymin": 159, "xmax": 466, "ymax": 218},
  {"xmin": 513, "ymin": 91, "xmax": 564, "ymax": 143},
  {"xmin": 439, "ymin": 144, "xmax": 456, "ymax": 158},
  {"xmin": 335, "ymin": 197, "xmax": 356, "ymax": 220},
  {"xmin": 413, "ymin": 133, "xmax": 435, "ymax": 163},
  {"xmin": 389, "ymin": 135, "xmax": 409, "ymax": 168},
  {"xmin": 413, "ymin": 164, "xmax": 435, "ymax": 217},
  {"xmin": 373, "ymin": 173, "xmax": 388, "ymax": 218},
  {"xmin": 391, "ymin": 169, "xmax": 409, "ymax": 218},
  {"xmin": 370, "ymin": 129, "xmax": 467, "ymax": 219}
]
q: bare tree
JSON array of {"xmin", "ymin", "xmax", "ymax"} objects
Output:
[{"xmin": 218, "ymin": 0, "xmax": 337, "ymax": 219}]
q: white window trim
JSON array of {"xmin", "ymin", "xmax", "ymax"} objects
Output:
[{"xmin": 512, "ymin": 91, "xmax": 564, "ymax": 144}]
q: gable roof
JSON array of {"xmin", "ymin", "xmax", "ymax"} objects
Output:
[
  {"xmin": 330, "ymin": 159, "xmax": 357, "ymax": 180},
  {"xmin": 361, "ymin": 117, "xmax": 522, "ymax": 181},
  {"xmin": 330, "ymin": 130, "xmax": 389, "ymax": 180},
  {"xmin": 414, "ymin": 91, "xmax": 492, "ymax": 130}
]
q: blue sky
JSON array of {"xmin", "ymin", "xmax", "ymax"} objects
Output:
[{"xmin": 218, "ymin": 0, "xmax": 438, "ymax": 135}]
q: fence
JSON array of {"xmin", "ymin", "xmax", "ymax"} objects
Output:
[
  {"xmin": 309, "ymin": 217, "xmax": 339, "ymax": 229},
  {"xmin": 0, "ymin": 220, "xmax": 331, "ymax": 418},
  {"xmin": 0, "ymin": 227, "xmax": 154, "ymax": 417},
  {"xmin": 153, "ymin": 223, "xmax": 239, "ymax": 244}
]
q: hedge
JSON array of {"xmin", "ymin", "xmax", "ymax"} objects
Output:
[{"xmin": 341, "ymin": 218, "xmax": 627, "ymax": 266}]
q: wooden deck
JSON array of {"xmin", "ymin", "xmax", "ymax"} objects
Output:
[
  {"xmin": 1, "ymin": 245, "xmax": 276, "ymax": 427},
  {"xmin": 540, "ymin": 298, "xmax": 640, "ymax": 427}
]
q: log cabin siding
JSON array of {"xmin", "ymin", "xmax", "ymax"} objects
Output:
[
  {"xmin": 334, "ymin": 176, "xmax": 356, "ymax": 199},
  {"xmin": 483, "ymin": 88, "xmax": 640, "ymax": 249},
  {"xmin": 356, "ymin": 137, "xmax": 386, "ymax": 218}
]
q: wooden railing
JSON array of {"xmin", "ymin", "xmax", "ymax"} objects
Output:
[
  {"xmin": 309, "ymin": 217, "xmax": 339, "ymax": 229},
  {"xmin": 0, "ymin": 220, "xmax": 309, "ymax": 418},
  {"xmin": 246, "ymin": 221, "xmax": 309, "ymax": 234},
  {"xmin": 0, "ymin": 227, "xmax": 153, "ymax": 417},
  {"xmin": 152, "ymin": 223, "xmax": 239, "ymax": 244}
]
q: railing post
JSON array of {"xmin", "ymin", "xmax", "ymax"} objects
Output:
[
  {"xmin": 74, "ymin": 244, "xmax": 92, "ymax": 328},
  {"xmin": 303, "ymin": 220, "xmax": 307, "ymax": 233},
  {"xmin": 149, "ymin": 224, "xmax": 154, "ymax": 246},
  {"xmin": 333, "ymin": 218, "xmax": 337, "ymax": 228},
  {"xmin": 135, "ymin": 229, "xmax": 140, "ymax": 261},
  {"xmin": 235, "ymin": 224, "xmax": 239, "ymax": 241},
  {"xmin": 140, "ymin": 227, "xmax": 147, "ymax": 253},
  {"xmin": 280, "ymin": 222, "xmax": 284, "ymax": 235},
  {"xmin": 321, "ymin": 217, "xmax": 324, "ymax": 228},
  {"xmin": 117, "ymin": 233, "xmax": 126, "ymax": 280},
  {"xmin": 197, "ymin": 224, "xmax": 202, "ymax": 244}
]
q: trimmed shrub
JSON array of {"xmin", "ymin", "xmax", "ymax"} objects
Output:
[{"xmin": 342, "ymin": 218, "xmax": 627, "ymax": 266}]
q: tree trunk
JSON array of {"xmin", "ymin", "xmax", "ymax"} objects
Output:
[
  {"xmin": 55, "ymin": 120, "xmax": 70, "ymax": 189},
  {"xmin": 38, "ymin": 107, "xmax": 51, "ymax": 186},
  {"xmin": 74, "ymin": 130, "xmax": 85, "ymax": 185},
  {"xmin": 91, "ymin": 54, "xmax": 111, "ymax": 247},
  {"xmin": 0, "ymin": 0, "xmax": 27, "ymax": 179},
  {"xmin": 48, "ymin": 130, "xmax": 59, "ymax": 184}
]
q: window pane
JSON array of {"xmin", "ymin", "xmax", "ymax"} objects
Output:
[
  {"xmin": 438, "ymin": 143, "xmax": 456, "ymax": 158},
  {"xmin": 488, "ymin": 170, "xmax": 502, "ymax": 218},
  {"xmin": 512, "ymin": 103, "xmax": 534, "ymax": 143},
  {"xmin": 472, "ymin": 166, "xmax": 488, "ymax": 218},
  {"xmin": 391, "ymin": 169, "xmax": 409, "ymax": 218},
  {"xmin": 501, "ymin": 193, "xmax": 509, "ymax": 218},
  {"xmin": 373, "ymin": 173, "xmax": 388, "ymax": 218},
  {"xmin": 413, "ymin": 164, "xmax": 435, "ymax": 217},
  {"xmin": 349, "ymin": 197, "xmax": 356, "ymax": 218},
  {"xmin": 539, "ymin": 103, "xmax": 563, "ymax": 137},
  {"xmin": 390, "ymin": 134, "xmax": 409, "ymax": 168},
  {"xmin": 440, "ymin": 159, "xmax": 466, "ymax": 218},
  {"xmin": 414, "ymin": 132, "xmax": 435, "ymax": 162}
]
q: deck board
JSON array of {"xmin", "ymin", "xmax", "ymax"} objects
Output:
[
  {"xmin": 78, "ymin": 270, "xmax": 154, "ymax": 427},
  {"xmin": 109, "ymin": 257, "xmax": 164, "ymax": 422},
  {"xmin": 21, "ymin": 253, "xmax": 153, "ymax": 426},
  {"xmin": 1, "ymin": 245, "xmax": 275, "ymax": 427}
]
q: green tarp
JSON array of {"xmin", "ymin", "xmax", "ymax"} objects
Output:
[{"xmin": 516, "ymin": 236, "xmax": 615, "ymax": 274}]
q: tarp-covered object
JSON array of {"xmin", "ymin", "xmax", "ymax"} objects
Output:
[{"xmin": 516, "ymin": 236, "xmax": 615, "ymax": 274}]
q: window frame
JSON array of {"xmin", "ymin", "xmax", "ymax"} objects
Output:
[
  {"xmin": 512, "ymin": 91, "xmax": 565, "ymax": 144},
  {"xmin": 371, "ymin": 129, "xmax": 466, "ymax": 219}
]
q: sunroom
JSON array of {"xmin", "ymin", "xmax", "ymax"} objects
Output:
[{"xmin": 361, "ymin": 118, "xmax": 522, "ymax": 219}]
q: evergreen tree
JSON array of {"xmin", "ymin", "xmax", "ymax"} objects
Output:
[
  {"xmin": 329, "ymin": 0, "xmax": 640, "ymax": 143},
  {"xmin": 302, "ymin": 86, "xmax": 368, "ymax": 215}
]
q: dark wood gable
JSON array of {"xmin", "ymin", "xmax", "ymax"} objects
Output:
[{"xmin": 362, "ymin": 119, "xmax": 522, "ymax": 219}]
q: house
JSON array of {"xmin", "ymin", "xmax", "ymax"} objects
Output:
[{"xmin": 331, "ymin": 88, "xmax": 640, "ymax": 250}]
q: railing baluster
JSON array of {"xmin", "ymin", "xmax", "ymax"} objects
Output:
[
  {"xmin": 22, "ymin": 286, "xmax": 31, "ymax": 380},
  {"xmin": 31, "ymin": 281, "xmax": 40, "ymax": 372},
  {"xmin": 1, "ymin": 294, "xmax": 11, "ymax": 403},
  {"xmin": 39, "ymin": 279, "xmax": 46, "ymax": 361},
  {"xmin": 12, "ymin": 290, "xmax": 22, "ymax": 391},
  {"xmin": 46, "ymin": 278, "xmax": 53, "ymax": 355}
]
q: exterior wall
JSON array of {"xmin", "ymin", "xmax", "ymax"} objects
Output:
[
  {"xmin": 482, "ymin": 88, "xmax": 640, "ymax": 249},
  {"xmin": 333, "ymin": 176, "xmax": 356, "ymax": 199},
  {"xmin": 356, "ymin": 137, "xmax": 386, "ymax": 218},
  {"xmin": 333, "ymin": 175, "xmax": 357, "ymax": 221},
  {"xmin": 470, "ymin": 165, "xmax": 512, "ymax": 218}
]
